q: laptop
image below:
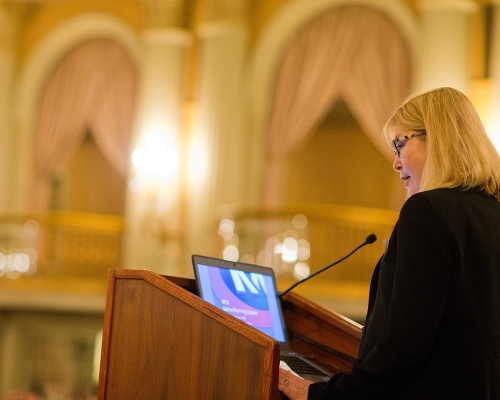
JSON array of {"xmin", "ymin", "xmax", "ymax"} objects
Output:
[{"xmin": 192, "ymin": 254, "xmax": 331, "ymax": 382}]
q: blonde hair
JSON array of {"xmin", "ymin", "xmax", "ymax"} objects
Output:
[{"xmin": 383, "ymin": 87, "xmax": 500, "ymax": 200}]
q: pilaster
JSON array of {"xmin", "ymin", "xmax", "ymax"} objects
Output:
[{"xmin": 417, "ymin": 0, "xmax": 477, "ymax": 93}]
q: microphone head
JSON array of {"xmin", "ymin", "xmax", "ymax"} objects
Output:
[{"xmin": 366, "ymin": 234, "xmax": 377, "ymax": 244}]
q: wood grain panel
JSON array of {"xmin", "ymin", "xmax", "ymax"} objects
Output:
[{"xmin": 98, "ymin": 269, "xmax": 282, "ymax": 400}]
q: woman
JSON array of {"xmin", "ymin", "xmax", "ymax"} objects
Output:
[{"xmin": 278, "ymin": 87, "xmax": 500, "ymax": 399}]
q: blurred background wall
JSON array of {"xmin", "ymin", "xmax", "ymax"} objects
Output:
[{"xmin": 0, "ymin": 0, "xmax": 497, "ymax": 398}]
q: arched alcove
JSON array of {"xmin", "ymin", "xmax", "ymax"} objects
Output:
[
  {"xmin": 13, "ymin": 13, "xmax": 142, "ymax": 213},
  {"xmin": 31, "ymin": 37, "xmax": 138, "ymax": 213},
  {"xmin": 247, "ymin": 0, "xmax": 419, "ymax": 207}
]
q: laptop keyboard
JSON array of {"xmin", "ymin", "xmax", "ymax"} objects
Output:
[{"xmin": 280, "ymin": 354, "xmax": 327, "ymax": 376}]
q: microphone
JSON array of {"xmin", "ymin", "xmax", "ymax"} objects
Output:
[{"xmin": 278, "ymin": 234, "xmax": 377, "ymax": 298}]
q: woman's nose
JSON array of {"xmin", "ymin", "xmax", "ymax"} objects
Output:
[{"xmin": 393, "ymin": 155, "xmax": 402, "ymax": 171}]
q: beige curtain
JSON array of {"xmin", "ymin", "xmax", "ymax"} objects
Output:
[
  {"xmin": 264, "ymin": 5, "xmax": 413, "ymax": 205},
  {"xmin": 32, "ymin": 38, "xmax": 138, "ymax": 211}
]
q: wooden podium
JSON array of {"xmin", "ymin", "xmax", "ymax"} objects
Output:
[{"xmin": 97, "ymin": 269, "xmax": 362, "ymax": 400}]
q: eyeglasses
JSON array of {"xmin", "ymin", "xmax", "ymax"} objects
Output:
[{"xmin": 391, "ymin": 132, "xmax": 426, "ymax": 157}]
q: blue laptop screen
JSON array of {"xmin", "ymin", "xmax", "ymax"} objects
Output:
[{"xmin": 196, "ymin": 263, "xmax": 286, "ymax": 342}]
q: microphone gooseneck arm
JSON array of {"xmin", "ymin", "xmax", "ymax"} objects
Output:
[{"xmin": 278, "ymin": 234, "xmax": 377, "ymax": 298}]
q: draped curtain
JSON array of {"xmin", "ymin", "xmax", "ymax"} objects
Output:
[
  {"xmin": 264, "ymin": 6, "xmax": 413, "ymax": 205},
  {"xmin": 32, "ymin": 39, "xmax": 138, "ymax": 211}
]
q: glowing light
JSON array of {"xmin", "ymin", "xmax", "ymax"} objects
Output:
[
  {"xmin": 487, "ymin": 116, "xmax": 500, "ymax": 153},
  {"xmin": 128, "ymin": 176, "xmax": 141, "ymax": 193},
  {"xmin": 13, "ymin": 253, "xmax": 30, "ymax": 273},
  {"xmin": 24, "ymin": 219, "xmax": 40, "ymax": 235},
  {"xmin": 274, "ymin": 242, "xmax": 282, "ymax": 254},
  {"xmin": 7, "ymin": 270, "xmax": 20, "ymax": 280},
  {"xmin": 281, "ymin": 237, "xmax": 298, "ymax": 263},
  {"xmin": 6, "ymin": 254, "xmax": 16, "ymax": 271},
  {"xmin": 0, "ymin": 249, "xmax": 38, "ymax": 278},
  {"xmin": 294, "ymin": 262, "xmax": 310, "ymax": 280},
  {"xmin": 292, "ymin": 214, "xmax": 308, "ymax": 229},
  {"xmin": 131, "ymin": 132, "xmax": 179, "ymax": 180},
  {"xmin": 265, "ymin": 237, "xmax": 279, "ymax": 254},
  {"xmin": 491, "ymin": 133, "xmax": 500, "ymax": 153},
  {"xmin": 219, "ymin": 219, "xmax": 235, "ymax": 232},
  {"xmin": 223, "ymin": 245, "xmax": 239, "ymax": 261},
  {"xmin": 297, "ymin": 239, "xmax": 310, "ymax": 260},
  {"xmin": 218, "ymin": 219, "xmax": 235, "ymax": 239},
  {"xmin": 188, "ymin": 139, "xmax": 207, "ymax": 182}
]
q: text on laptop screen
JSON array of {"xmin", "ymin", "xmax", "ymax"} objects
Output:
[{"xmin": 196, "ymin": 263, "xmax": 286, "ymax": 342}]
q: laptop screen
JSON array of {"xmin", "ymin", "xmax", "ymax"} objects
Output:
[{"xmin": 192, "ymin": 255, "xmax": 287, "ymax": 343}]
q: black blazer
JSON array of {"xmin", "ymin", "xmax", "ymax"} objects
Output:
[{"xmin": 308, "ymin": 188, "xmax": 500, "ymax": 399}]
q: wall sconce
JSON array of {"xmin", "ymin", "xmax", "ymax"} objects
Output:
[
  {"xmin": 128, "ymin": 131, "xmax": 181, "ymax": 249},
  {"xmin": 132, "ymin": 131, "xmax": 179, "ymax": 180},
  {"xmin": 130, "ymin": 132, "xmax": 179, "ymax": 200}
]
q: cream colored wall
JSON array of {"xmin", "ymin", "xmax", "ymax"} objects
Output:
[
  {"xmin": 15, "ymin": 0, "xmax": 486, "ymax": 77},
  {"xmin": 17, "ymin": 0, "xmax": 144, "ymax": 62},
  {"xmin": 66, "ymin": 135, "xmax": 127, "ymax": 216},
  {"xmin": 253, "ymin": 0, "xmax": 419, "ymax": 42},
  {"xmin": 282, "ymin": 101, "xmax": 405, "ymax": 210}
]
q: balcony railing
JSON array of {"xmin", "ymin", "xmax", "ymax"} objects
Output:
[
  {"xmin": 215, "ymin": 204, "xmax": 399, "ymax": 286},
  {"xmin": 1, "ymin": 204, "xmax": 399, "ymax": 288},
  {"xmin": 0, "ymin": 211, "xmax": 124, "ymax": 280}
]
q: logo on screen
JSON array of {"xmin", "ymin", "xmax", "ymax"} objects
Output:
[{"xmin": 229, "ymin": 270, "xmax": 267, "ymax": 296}]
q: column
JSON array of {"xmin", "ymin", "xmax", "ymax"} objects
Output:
[
  {"xmin": 0, "ymin": 317, "xmax": 20, "ymax": 397},
  {"xmin": 184, "ymin": 0, "xmax": 249, "ymax": 263},
  {"xmin": 122, "ymin": 0, "xmax": 192, "ymax": 275},
  {"xmin": 487, "ymin": 0, "xmax": 500, "ymax": 150},
  {"xmin": 418, "ymin": 0, "xmax": 477, "ymax": 93},
  {"xmin": 0, "ymin": 2, "xmax": 17, "ymax": 213}
]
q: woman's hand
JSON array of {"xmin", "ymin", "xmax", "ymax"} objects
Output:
[{"xmin": 278, "ymin": 367, "xmax": 313, "ymax": 400}]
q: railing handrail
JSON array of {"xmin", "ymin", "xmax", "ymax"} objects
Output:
[
  {"xmin": 217, "ymin": 203, "xmax": 399, "ymax": 226},
  {"xmin": 0, "ymin": 211, "xmax": 124, "ymax": 232}
]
